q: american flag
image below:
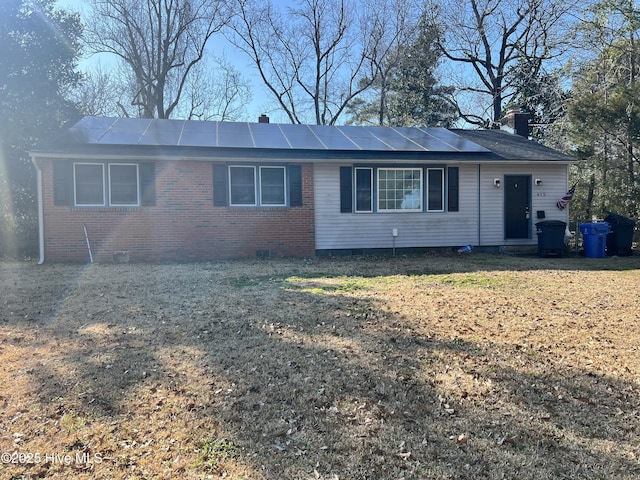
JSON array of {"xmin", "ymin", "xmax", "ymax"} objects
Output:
[{"xmin": 556, "ymin": 184, "xmax": 576, "ymax": 210}]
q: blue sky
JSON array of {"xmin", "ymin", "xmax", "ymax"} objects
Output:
[{"xmin": 56, "ymin": 0, "xmax": 284, "ymax": 122}]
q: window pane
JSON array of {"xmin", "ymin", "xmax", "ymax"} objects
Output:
[
  {"xmin": 427, "ymin": 169, "xmax": 444, "ymax": 211},
  {"xmin": 260, "ymin": 167, "xmax": 285, "ymax": 205},
  {"xmin": 110, "ymin": 164, "xmax": 138, "ymax": 205},
  {"xmin": 378, "ymin": 168, "xmax": 422, "ymax": 211},
  {"xmin": 355, "ymin": 168, "xmax": 372, "ymax": 212},
  {"xmin": 75, "ymin": 164, "xmax": 104, "ymax": 205},
  {"xmin": 230, "ymin": 166, "xmax": 256, "ymax": 205}
]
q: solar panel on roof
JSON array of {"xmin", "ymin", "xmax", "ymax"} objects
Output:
[
  {"xmin": 279, "ymin": 124, "xmax": 325, "ymax": 149},
  {"xmin": 389, "ymin": 127, "xmax": 456, "ymax": 151},
  {"xmin": 307, "ymin": 125, "xmax": 359, "ymax": 150},
  {"xmin": 183, "ymin": 119, "xmax": 217, "ymax": 132},
  {"xmin": 178, "ymin": 120, "xmax": 216, "ymax": 146},
  {"xmin": 179, "ymin": 130, "xmax": 218, "ymax": 147},
  {"xmin": 98, "ymin": 118, "xmax": 152, "ymax": 144},
  {"xmin": 74, "ymin": 116, "xmax": 117, "ymax": 131},
  {"xmin": 249, "ymin": 123, "xmax": 291, "ymax": 149},
  {"xmin": 218, "ymin": 122, "xmax": 253, "ymax": 148},
  {"xmin": 416, "ymin": 127, "xmax": 490, "ymax": 152},
  {"xmin": 250, "ymin": 134, "xmax": 290, "ymax": 149},
  {"xmin": 216, "ymin": 122, "xmax": 247, "ymax": 136},
  {"xmin": 139, "ymin": 119, "xmax": 184, "ymax": 145},
  {"xmin": 336, "ymin": 126, "xmax": 390, "ymax": 150},
  {"xmin": 68, "ymin": 117, "xmax": 117, "ymax": 143},
  {"xmin": 47, "ymin": 116, "xmax": 492, "ymax": 155},
  {"xmin": 448, "ymin": 137, "xmax": 488, "ymax": 152},
  {"xmin": 365, "ymin": 126, "xmax": 427, "ymax": 151}
]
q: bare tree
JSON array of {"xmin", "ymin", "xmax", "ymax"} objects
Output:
[
  {"xmin": 85, "ymin": 0, "xmax": 231, "ymax": 119},
  {"xmin": 424, "ymin": 0, "xmax": 578, "ymax": 125},
  {"xmin": 71, "ymin": 65, "xmax": 122, "ymax": 117},
  {"xmin": 227, "ymin": 0, "xmax": 394, "ymax": 125},
  {"xmin": 178, "ymin": 56, "xmax": 252, "ymax": 121}
]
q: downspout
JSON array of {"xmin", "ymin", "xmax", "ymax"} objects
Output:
[
  {"xmin": 477, "ymin": 164, "xmax": 481, "ymax": 247},
  {"xmin": 31, "ymin": 156, "xmax": 45, "ymax": 265}
]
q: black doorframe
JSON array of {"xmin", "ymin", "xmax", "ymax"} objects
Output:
[{"xmin": 504, "ymin": 175, "xmax": 531, "ymax": 239}]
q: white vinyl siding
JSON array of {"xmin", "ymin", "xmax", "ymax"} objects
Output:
[
  {"xmin": 479, "ymin": 164, "xmax": 570, "ymax": 246},
  {"xmin": 315, "ymin": 163, "xmax": 479, "ymax": 250},
  {"xmin": 316, "ymin": 163, "xmax": 569, "ymax": 251}
]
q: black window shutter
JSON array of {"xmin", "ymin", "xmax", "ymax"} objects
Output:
[
  {"xmin": 213, "ymin": 164, "xmax": 228, "ymax": 206},
  {"xmin": 140, "ymin": 162, "xmax": 156, "ymax": 206},
  {"xmin": 339, "ymin": 166, "xmax": 352, "ymax": 213},
  {"xmin": 53, "ymin": 161, "xmax": 73, "ymax": 206},
  {"xmin": 288, "ymin": 165, "xmax": 303, "ymax": 207},
  {"xmin": 447, "ymin": 167, "xmax": 459, "ymax": 212}
]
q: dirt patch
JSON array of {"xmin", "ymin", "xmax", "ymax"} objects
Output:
[{"xmin": 1, "ymin": 254, "xmax": 640, "ymax": 479}]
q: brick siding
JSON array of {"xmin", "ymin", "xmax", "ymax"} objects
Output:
[{"xmin": 38, "ymin": 159, "xmax": 315, "ymax": 262}]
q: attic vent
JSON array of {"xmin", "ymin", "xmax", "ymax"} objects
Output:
[{"xmin": 258, "ymin": 114, "xmax": 270, "ymax": 123}]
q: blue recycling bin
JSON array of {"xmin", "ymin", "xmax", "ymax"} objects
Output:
[{"xmin": 580, "ymin": 222, "xmax": 610, "ymax": 258}]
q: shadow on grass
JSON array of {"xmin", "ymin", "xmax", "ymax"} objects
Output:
[{"xmin": 0, "ymin": 259, "xmax": 639, "ymax": 479}]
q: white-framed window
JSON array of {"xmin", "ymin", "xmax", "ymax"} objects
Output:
[
  {"xmin": 259, "ymin": 166, "xmax": 286, "ymax": 206},
  {"xmin": 426, "ymin": 168, "xmax": 444, "ymax": 212},
  {"xmin": 229, "ymin": 165, "xmax": 288, "ymax": 207},
  {"xmin": 73, "ymin": 162, "xmax": 142, "ymax": 207},
  {"xmin": 109, "ymin": 164, "xmax": 139, "ymax": 206},
  {"xmin": 229, "ymin": 166, "xmax": 257, "ymax": 206},
  {"xmin": 74, "ymin": 163, "xmax": 105, "ymax": 206},
  {"xmin": 355, "ymin": 167, "xmax": 373, "ymax": 212},
  {"xmin": 377, "ymin": 168, "xmax": 423, "ymax": 212}
]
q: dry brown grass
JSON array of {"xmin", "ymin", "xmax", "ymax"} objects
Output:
[{"xmin": 1, "ymin": 253, "xmax": 640, "ymax": 479}]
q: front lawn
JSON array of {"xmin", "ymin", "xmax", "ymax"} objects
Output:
[{"xmin": 1, "ymin": 254, "xmax": 639, "ymax": 479}]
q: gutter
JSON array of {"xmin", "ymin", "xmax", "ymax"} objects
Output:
[{"xmin": 30, "ymin": 155, "xmax": 45, "ymax": 265}]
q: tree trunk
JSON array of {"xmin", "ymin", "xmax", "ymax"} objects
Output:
[{"xmin": 586, "ymin": 173, "xmax": 596, "ymax": 221}]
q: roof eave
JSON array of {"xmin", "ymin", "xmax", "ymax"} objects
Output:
[
  {"xmin": 29, "ymin": 144, "xmax": 500, "ymax": 162},
  {"xmin": 30, "ymin": 144, "xmax": 574, "ymax": 163}
]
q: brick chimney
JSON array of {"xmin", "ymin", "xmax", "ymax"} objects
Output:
[
  {"xmin": 258, "ymin": 114, "xmax": 270, "ymax": 124},
  {"xmin": 501, "ymin": 109, "xmax": 531, "ymax": 137}
]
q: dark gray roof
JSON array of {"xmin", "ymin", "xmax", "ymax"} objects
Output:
[
  {"xmin": 453, "ymin": 128, "xmax": 575, "ymax": 162},
  {"xmin": 32, "ymin": 116, "xmax": 574, "ymax": 163}
]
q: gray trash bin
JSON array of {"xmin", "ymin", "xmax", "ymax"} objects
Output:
[
  {"xmin": 536, "ymin": 220, "xmax": 567, "ymax": 257},
  {"xmin": 604, "ymin": 212, "xmax": 635, "ymax": 256}
]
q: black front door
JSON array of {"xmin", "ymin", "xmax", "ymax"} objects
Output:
[{"xmin": 504, "ymin": 175, "xmax": 531, "ymax": 239}]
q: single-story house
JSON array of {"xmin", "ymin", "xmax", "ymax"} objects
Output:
[{"xmin": 29, "ymin": 113, "xmax": 575, "ymax": 263}]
